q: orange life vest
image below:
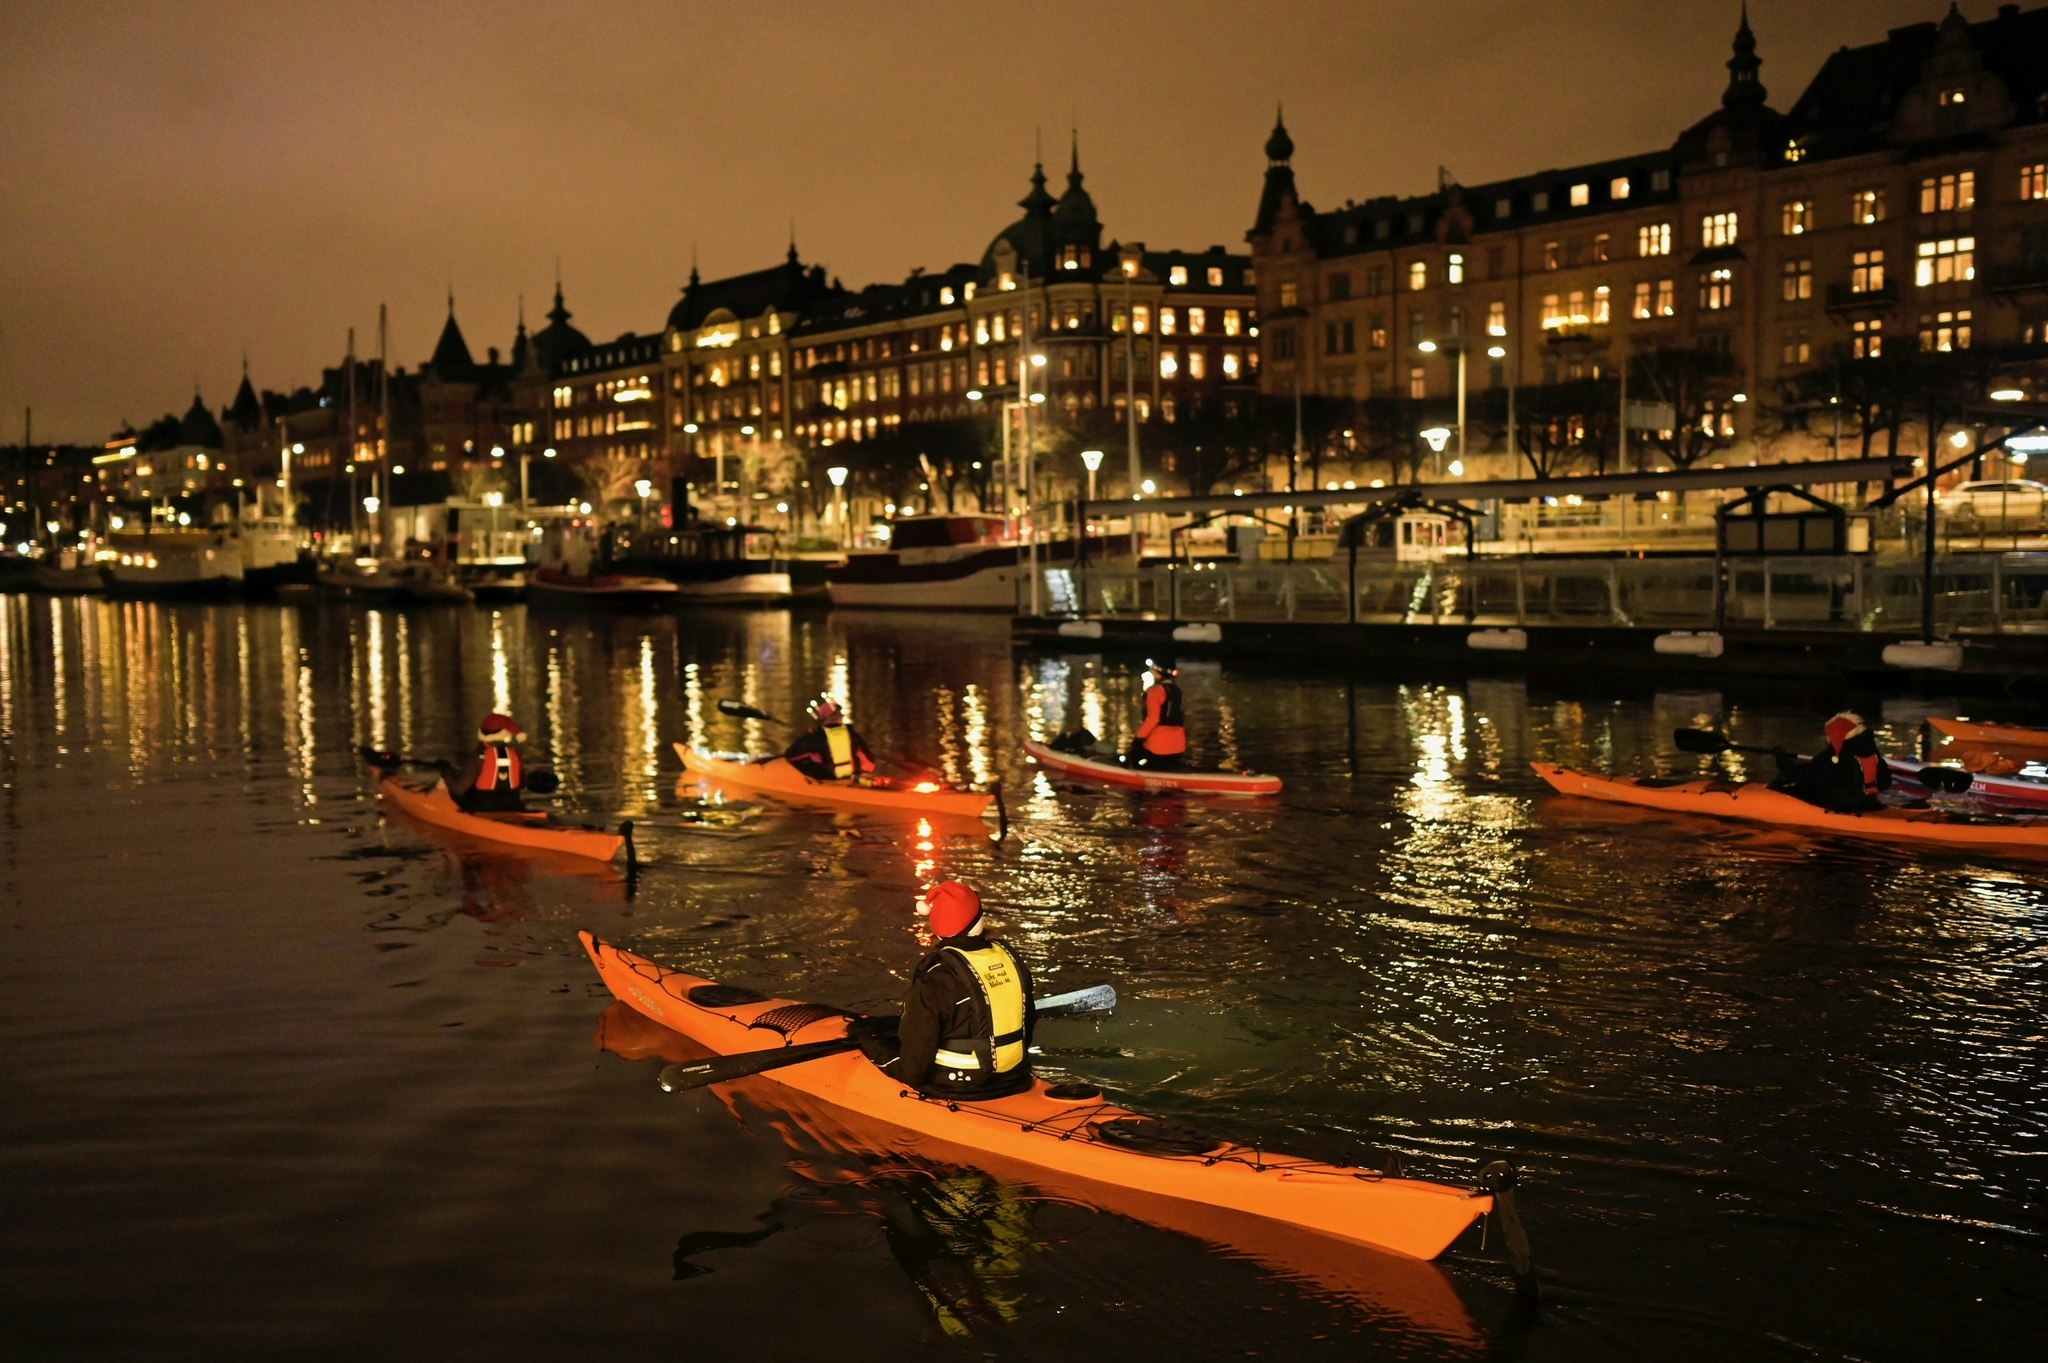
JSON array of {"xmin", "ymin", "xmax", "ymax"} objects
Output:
[{"xmin": 473, "ymin": 742, "xmax": 523, "ymax": 792}]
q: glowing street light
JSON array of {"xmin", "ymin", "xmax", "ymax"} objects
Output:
[
  {"xmin": 1420, "ymin": 427, "xmax": 1453, "ymax": 453},
  {"xmin": 827, "ymin": 465, "xmax": 850, "ymax": 549},
  {"xmin": 1989, "ymin": 388, "xmax": 2025, "ymax": 401},
  {"xmin": 1079, "ymin": 448, "xmax": 1104, "ymax": 505}
]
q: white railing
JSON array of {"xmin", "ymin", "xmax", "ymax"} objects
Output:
[{"xmin": 1035, "ymin": 552, "xmax": 2048, "ymax": 635}]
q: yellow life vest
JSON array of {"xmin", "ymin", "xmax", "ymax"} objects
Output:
[
  {"xmin": 932, "ymin": 942, "xmax": 1027, "ymax": 1075},
  {"xmin": 824, "ymin": 724, "xmax": 855, "ymax": 780}
]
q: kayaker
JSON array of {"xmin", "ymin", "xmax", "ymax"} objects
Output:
[
  {"xmin": 1125, "ymin": 658, "xmax": 1187, "ymax": 771},
  {"xmin": 449, "ymin": 712, "xmax": 528, "ymax": 813},
  {"xmin": 783, "ymin": 696, "xmax": 877, "ymax": 783},
  {"xmin": 1771, "ymin": 711, "xmax": 1891, "ymax": 813},
  {"xmin": 875, "ymin": 880, "xmax": 1036, "ymax": 1100}
]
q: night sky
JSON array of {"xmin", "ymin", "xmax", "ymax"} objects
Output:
[{"xmin": 1, "ymin": 0, "xmax": 1941, "ymax": 442}]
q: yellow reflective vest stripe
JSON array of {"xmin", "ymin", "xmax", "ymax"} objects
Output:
[
  {"xmin": 931, "ymin": 942, "xmax": 1027, "ymax": 1074},
  {"xmin": 825, "ymin": 725, "xmax": 855, "ymax": 780}
]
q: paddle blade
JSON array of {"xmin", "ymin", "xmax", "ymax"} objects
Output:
[
  {"xmin": 1672, "ymin": 728, "xmax": 1733, "ymax": 755},
  {"xmin": 1035, "ymin": 983, "xmax": 1115, "ymax": 1019},
  {"xmin": 1913, "ymin": 765, "xmax": 1973, "ymax": 795},
  {"xmin": 717, "ymin": 698, "xmax": 781, "ymax": 725},
  {"xmin": 358, "ymin": 745, "xmax": 401, "ymax": 768},
  {"xmin": 526, "ymin": 770, "xmax": 560, "ymax": 795},
  {"xmin": 657, "ymin": 1037, "xmax": 858, "ymax": 1093}
]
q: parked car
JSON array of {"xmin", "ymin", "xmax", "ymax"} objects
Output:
[{"xmin": 1936, "ymin": 478, "xmax": 2048, "ymax": 524}]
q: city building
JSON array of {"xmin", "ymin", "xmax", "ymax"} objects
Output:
[{"xmin": 1250, "ymin": 3, "xmax": 2048, "ymax": 482}]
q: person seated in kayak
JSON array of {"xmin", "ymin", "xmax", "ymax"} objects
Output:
[
  {"xmin": 1771, "ymin": 711, "xmax": 1891, "ymax": 813},
  {"xmin": 868, "ymin": 880, "xmax": 1036, "ymax": 1100},
  {"xmin": 782, "ymin": 696, "xmax": 877, "ymax": 782},
  {"xmin": 1124, "ymin": 658, "xmax": 1187, "ymax": 771},
  {"xmin": 449, "ymin": 712, "xmax": 528, "ymax": 814}
]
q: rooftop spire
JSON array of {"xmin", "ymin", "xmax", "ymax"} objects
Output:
[
  {"xmin": 787, "ymin": 219, "xmax": 799, "ymax": 266},
  {"xmin": 1723, "ymin": 2, "xmax": 1766, "ymax": 108},
  {"xmin": 1265, "ymin": 103, "xmax": 1294, "ymax": 163}
]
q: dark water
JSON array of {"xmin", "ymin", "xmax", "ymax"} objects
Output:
[{"xmin": 2, "ymin": 596, "xmax": 2045, "ymax": 1361}]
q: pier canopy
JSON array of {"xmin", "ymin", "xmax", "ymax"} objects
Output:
[{"xmin": 1084, "ymin": 457, "xmax": 1915, "ymax": 518}]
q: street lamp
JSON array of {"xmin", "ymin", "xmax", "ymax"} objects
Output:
[
  {"xmin": 827, "ymin": 465, "xmax": 850, "ymax": 548},
  {"xmin": 1418, "ymin": 338, "xmax": 1466, "ymax": 477},
  {"xmin": 485, "ymin": 488, "xmax": 504, "ymax": 553},
  {"xmin": 634, "ymin": 476, "xmax": 653, "ymax": 529},
  {"xmin": 1079, "ymin": 448, "xmax": 1104, "ymax": 506}
]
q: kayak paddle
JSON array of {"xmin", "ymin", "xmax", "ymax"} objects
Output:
[
  {"xmin": 1672, "ymin": 728, "xmax": 1971, "ymax": 794},
  {"xmin": 656, "ymin": 983, "xmax": 1116, "ymax": 1094}
]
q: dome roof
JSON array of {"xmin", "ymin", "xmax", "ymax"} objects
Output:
[
  {"xmin": 530, "ymin": 282, "xmax": 592, "ymax": 374},
  {"xmin": 981, "ymin": 162, "xmax": 1058, "ymax": 274},
  {"xmin": 179, "ymin": 391, "xmax": 223, "ymax": 449}
]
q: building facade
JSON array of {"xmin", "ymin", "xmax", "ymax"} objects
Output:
[{"xmin": 1250, "ymin": 3, "xmax": 2048, "ymax": 479}]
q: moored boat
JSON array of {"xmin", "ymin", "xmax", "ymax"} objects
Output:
[
  {"xmin": 1888, "ymin": 756, "xmax": 2048, "ymax": 811},
  {"xmin": 527, "ymin": 565, "xmax": 680, "ymax": 607},
  {"xmin": 1928, "ymin": 717, "xmax": 2048, "ymax": 753},
  {"xmin": 826, "ymin": 514, "xmax": 1131, "ymax": 611},
  {"xmin": 100, "ymin": 530, "xmax": 244, "ymax": 598}
]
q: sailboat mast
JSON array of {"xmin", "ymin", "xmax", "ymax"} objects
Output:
[
  {"xmin": 378, "ymin": 304, "xmax": 390, "ymax": 557},
  {"xmin": 346, "ymin": 327, "xmax": 358, "ymax": 553}
]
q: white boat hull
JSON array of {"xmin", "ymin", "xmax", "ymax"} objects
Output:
[
  {"xmin": 827, "ymin": 563, "xmax": 1021, "ymax": 610},
  {"xmin": 671, "ymin": 571, "xmax": 792, "ymax": 603}
]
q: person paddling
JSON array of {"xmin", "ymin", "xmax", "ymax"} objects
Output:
[
  {"xmin": 871, "ymin": 880, "xmax": 1036, "ymax": 1100},
  {"xmin": 450, "ymin": 713, "xmax": 528, "ymax": 813},
  {"xmin": 1125, "ymin": 658, "xmax": 1187, "ymax": 771},
  {"xmin": 782, "ymin": 696, "xmax": 878, "ymax": 782},
  {"xmin": 1771, "ymin": 710, "xmax": 1891, "ymax": 813}
]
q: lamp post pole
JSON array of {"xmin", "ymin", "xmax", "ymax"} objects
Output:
[
  {"xmin": 1124, "ymin": 251, "xmax": 1140, "ymax": 496},
  {"xmin": 827, "ymin": 464, "xmax": 849, "ymax": 550}
]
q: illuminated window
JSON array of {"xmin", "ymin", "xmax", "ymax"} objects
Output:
[
  {"xmin": 1188, "ymin": 350, "xmax": 1207, "ymax": 379},
  {"xmin": 1541, "ymin": 293, "xmax": 1563, "ymax": 328},
  {"xmin": 1368, "ymin": 316, "xmax": 1388, "ymax": 349},
  {"xmin": 1159, "ymin": 307, "xmax": 1177, "ymax": 336},
  {"xmin": 939, "ymin": 286, "xmax": 955, "ymax": 305},
  {"xmin": 1915, "ymin": 236, "xmax": 1975, "ymax": 286},
  {"xmin": 1132, "ymin": 304, "xmax": 1151, "ymax": 334},
  {"xmin": 1610, "ymin": 175, "xmax": 1630, "ymax": 200},
  {"xmin": 1408, "ymin": 261, "xmax": 1428, "ymax": 290},
  {"xmin": 1278, "ymin": 280, "xmax": 1299, "ymax": 308},
  {"xmin": 1567, "ymin": 288, "xmax": 1587, "ymax": 322},
  {"xmin": 1486, "ymin": 300, "xmax": 1506, "ymax": 336},
  {"xmin": 1169, "ymin": 265, "xmax": 1188, "ymax": 285},
  {"xmin": 1159, "ymin": 350, "xmax": 1179, "ymax": 378},
  {"xmin": 1852, "ymin": 320, "xmax": 1881, "ymax": 359},
  {"xmin": 1781, "ymin": 200, "xmax": 1811, "ymax": 235},
  {"xmin": 1784, "ymin": 137, "xmax": 1810, "ymax": 164},
  {"xmin": 1206, "ymin": 266, "xmax": 1224, "ymax": 286},
  {"xmin": 1408, "ymin": 366, "xmax": 1426, "ymax": 399},
  {"xmin": 1592, "ymin": 284, "xmax": 1611, "ymax": 324},
  {"xmin": 963, "ymin": 281, "xmax": 976, "ymax": 300},
  {"xmin": 1632, "ymin": 281, "xmax": 1653, "ymax": 319},
  {"xmin": 1639, "ymin": 222, "xmax": 1672, "ymax": 256},
  {"xmin": 1852, "ymin": 250, "xmax": 1886, "ymax": 293},
  {"xmin": 1918, "ymin": 308, "xmax": 1973, "ymax": 352},
  {"xmin": 1222, "ymin": 308, "xmax": 1242, "ymax": 336},
  {"xmin": 1543, "ymin": 240, "xmax": 1561, "ymax": 270},
  {"xmin": 1448, "ymin": 253, "xmax": 1465, "ymax": 284},
  {"xmin": 1938, "ymin": 86, "xmax": 1966, "ymax": 107},
  {"xmin": 1700, "ymin": 268, "xmax": 1734, "ymax": 310},
  {"xmin": 1187, "ymin": 307, "xmax": 1206, "ymax": 334},
  {"xmin": 2022, "ymin": 163, "xmax": 2047, "ymax": 200},
  {"xmin": 1781, "ymin": 258, "xmax": 1813, "ymax": 301},
  {"xmin": 1221, "ymin": 350, "xmax": 1240, "ymax": 378},
  {"xmin": 1593, "ymin": 233, "xmax": 1610, "ymax": 262},
  {"xmin": 1701, "ymin": 212, "xmax": 1739, "ymax": 247},
  {"xmin": 1570, "ymin": 182, "xmax": 1590, "ymax": 207},
  {"xmin": 1782, "ymin": 327, "xmax": 1811, "ymax": 366},
  {"xmin": 1851, "ymin": 188, "xmax": 1885, "ymax": 225},
  {"xmin": 1918, "ymin": 171, "xmax": 1975, "ymax": 213}
]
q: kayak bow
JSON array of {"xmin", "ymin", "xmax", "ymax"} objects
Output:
[
  {"xmin": 1023, "ymin": 739, "xmax": 1283, "ymax": 796},
  {"xmin": 1928, "ymin": 717, "xmax": 2048, "ymax": 753},
  {"xmin": 580, "ymin": 931, "xmax": 1492, "ymax": 1262},
  {"xmin": 674, "ymin": 743, "xmax": 993, "ymax": 820}
]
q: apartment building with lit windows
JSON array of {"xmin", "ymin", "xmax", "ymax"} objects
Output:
[{"xmin": 1250, "ymin": 3, "xmax": 2048, "ymax": 470}]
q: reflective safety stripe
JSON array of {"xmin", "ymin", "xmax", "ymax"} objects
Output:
[
  {"xmin": 825, "ymin": 725, "xmax": 855, "ymax": 780},
  {"xmin": 933, "ymin": 943, "xmax": 1027, "ymax": 1074},
  {"xmin": 474, "ymin": 744, "xmax": 521, "ymax": 792}
]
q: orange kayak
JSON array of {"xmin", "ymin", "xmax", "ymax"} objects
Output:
[
  {"xmin": 674, "ymin": 743, "xmax": 993, "ymax": 820},
  {"xmin": 1532, "ymin": 762, "xmax": 2048, "ymax": 852},
  {"xmin": 579, "ymin": 931, "xmax": 1497, "ymax": 1262},
  {"xmin": 1928, "ymin": 717, "xmax": 2048, "ymax": 752},
  {"xmin": 375, "ymin": 773, "xmax": 628, "ymax": 862},
  {"xmin": 1023, "ymin": 739, "xmax": 1283, "ymax": 796}
]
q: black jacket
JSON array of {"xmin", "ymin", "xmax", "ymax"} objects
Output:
[{"xmin": 893, "ymin": 936, "xmax": 1036, "ymax": 1097}]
